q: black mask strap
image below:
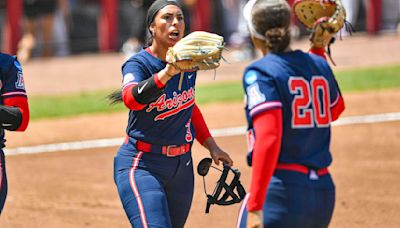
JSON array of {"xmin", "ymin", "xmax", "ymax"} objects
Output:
[
  {"xmin": 217, "ymin": 167, "xmax": 246, "ymax": 204},
  {"xmin": 198, "ymin": 160, "xmax": 246, "ymax": 213}
]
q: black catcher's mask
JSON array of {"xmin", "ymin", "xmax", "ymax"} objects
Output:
[{"xmin": 197, "ymin": 158, "xmax": 246, "ymax": 213}]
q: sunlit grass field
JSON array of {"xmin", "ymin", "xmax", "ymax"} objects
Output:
[{"xmin": 29, "ymin": 64, "xmax": 400, "ymax": 120}]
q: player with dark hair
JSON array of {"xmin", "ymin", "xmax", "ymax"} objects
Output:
[
  {"xmin": 0, "ymin": 53, "xmax": 30, "ymax": 214},
  {"xmin": 109, "ymin": 0, "xmax": 233, "ymax": 227},
  {"xmin": 236, "ymin": 0, "xmax": 345, "ymax": 227}
]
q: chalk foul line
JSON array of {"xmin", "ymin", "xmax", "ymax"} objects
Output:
[{"xmin": 5, "ymin": 112, "xmax": 400, "ymax": 156}]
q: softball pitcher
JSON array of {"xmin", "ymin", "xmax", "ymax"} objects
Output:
[
  {"xmin": 108, "ymin": 0, "xmax": 233, "ymax": 227},
  {"xmin": 0, "ymin": 53, "xmax": 30, "ymax": 214},
  {"xmin": 237, "ymin": 0, "xmax": 345, "ymax": 227}
]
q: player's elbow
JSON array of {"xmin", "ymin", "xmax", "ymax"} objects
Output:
[
  {"xmin": 122, "ymin": 85, "xmax": 146, "ymax": 111},
  {"xmin": 0, "ymin": 105, "xmax": 29, "ymax": 131},
  {"xmin": 16, "ymin": 113, "xmax": 29, "ymax": 132},
  {"xmin": 331, "ymin": 96, "xmax": 345, "ymax": 121}
]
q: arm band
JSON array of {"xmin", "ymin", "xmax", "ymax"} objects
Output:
[
  {"xmin": 132, "ymin": 76, "xmax": 164, "ymax": 104},
  {"xmin": 0, "ymin": 105, "xmax": 23, "ymax": 131}
]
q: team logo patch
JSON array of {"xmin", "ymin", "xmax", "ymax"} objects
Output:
[
  {"xmin": 244, "ymin": 70, "xmax": 258, "ymax": 84},
  {"xmin": 123, "ymin": 73, "xmax": 136, "ymax": 86},
  {"xmin": 247, "ymin": 83, "xmax": 265, "ymax": 109},
  {"xmin": 15, "ymin": 71, "xmax": 25, "ymax": 89}
]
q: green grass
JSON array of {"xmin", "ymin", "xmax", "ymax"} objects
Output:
[
  {"xmin": 196, "ymin": 82, "xmax": 243, "ymax": 104},
  {"xmin": 335, "ymin": 65, "xmax": 400, "ymax": 91},
  {"xmin": 29, "ymin": 90, "xmax": 126, "ymax": 120},
  {"xmin": 29, "ymin": 64, "xmax": 400, "ymax": 120}
]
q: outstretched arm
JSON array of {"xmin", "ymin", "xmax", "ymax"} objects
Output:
[
  {"xmin": 122, "ymin": 63, "xmax": 180, "ymax": 110},
  {"xmin": 246, "ymin": 108, "xmax": 282, "ymax": 227},
  {"xmin": 247, "ymin": 108, "xmax": 282, "ymax": 212},
  {"xmin": 192, "ymin": 104, "xmax": 233, "ymax": 166}
]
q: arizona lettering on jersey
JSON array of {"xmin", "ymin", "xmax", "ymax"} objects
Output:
[
  {"xmin": 122, "ymin": 49, "xmax": 197, "ymax": 146},
  {"xmin": 146, "ymin": 88, "xmax": 195, "ymax": 121}
]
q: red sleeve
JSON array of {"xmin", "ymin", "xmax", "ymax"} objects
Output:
[
  {"xmin": 247, "ymin": 108, "xmax": 282, "ymax": 211},
  {"xmin": 331, "ymin": 94, "xmax": 345, "ymax": 121},
  {"xmin": 191, "ymin": 104, "xmax": 211, "ymax": 145},
  {"xmin": 309, "ymin": 47, "xmax": 327, "ymax": 60},
  {"xmin": 3, "ymin": 97, "xmax": 30, "ymax": 131},
  {"xmin": 122, "ymin": 83, "xmax": 147, "ymax": 111},
  {"xmin": 154, "ymin": 73, "xmax": 166, "ymax": 89}
]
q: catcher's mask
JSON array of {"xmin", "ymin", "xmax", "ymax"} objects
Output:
[{"xmin": 197, "ymin": 158, "xmax": 246, "ymax": 213}]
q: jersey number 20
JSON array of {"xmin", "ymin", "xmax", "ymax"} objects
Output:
[{"xmin": 289, "ymin": 76, "xmax": 330, "ymax": 128}]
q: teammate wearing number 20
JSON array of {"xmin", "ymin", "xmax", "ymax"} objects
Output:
[{"xmin": 237, "ymin": 0, "xmax": 345, "ymax": 227}]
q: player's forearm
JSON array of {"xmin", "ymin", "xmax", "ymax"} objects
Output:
[
  {"xmin": 123, "ymin": 75, "xmax": 165, "ymax": 110},
  {"xmin": 122, "ymin": 64, "xmax": 179, "ymax": 110},
  {"xmin": 248, "ymin": 109, "xmax": 282, "ymax": 211},
  {"xmin": 158, "ymin": 63, "xmax": 180, "ymax": 85},
  {"xmin": 192, "ymin": 104, "xmax": 211, "ymax": 145},
  {"xmin": 202, "ymin": 137, "xmax": 218, "ymax": 152}
]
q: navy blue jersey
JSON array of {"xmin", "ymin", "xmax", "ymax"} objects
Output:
[
  {"xmin": 0, "ymin": 54, "xmax": 27, "ymax": 147},
  {"xmin": 122, "ymin": 49, "xmax": 197, "ymax": 145},
  {"xmin": 243, "ymin": 50, "xmax": 342, "ymax": 168}
]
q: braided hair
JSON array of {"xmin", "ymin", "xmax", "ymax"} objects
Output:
[{"xmin": 251, "ymin": 0, "xmax": 291, "ymax": 53}]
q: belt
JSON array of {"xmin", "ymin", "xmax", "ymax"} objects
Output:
[
  {"xmin": 276, "ymin": 163, "xmax": 329, "ymax": 179},
  {"xmin": 136, "ymin": 140, "xmax": 191, "ymax": 157}
]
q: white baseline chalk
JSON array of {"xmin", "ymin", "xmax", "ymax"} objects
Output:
[{"xmin": 5, "ymin": 112, "xmax": 400, "ymax": 156}]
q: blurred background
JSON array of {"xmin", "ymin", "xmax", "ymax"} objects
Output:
[
  {"xmin": 0, "ymin": 0, "xmax": 399, "ymax": 62},
  {"xmin": 0, "ymin": 1, "xmax": 400, "ymax": 227}
]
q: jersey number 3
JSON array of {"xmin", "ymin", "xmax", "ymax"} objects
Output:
[{"xmin": 289, "ymin": 76, "xmax": 330, "ymax": 128}]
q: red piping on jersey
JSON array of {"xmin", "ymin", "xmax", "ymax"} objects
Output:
[
  {"xmin": 276, "ymin": 163, "xmax": 329, "ymax": 176},
  {"xmin": 122, "ymin": 83, "xmax": 147, "ymax": 111},
  {"xmin": 4, "ymin": 97, "xmax": 29, "ymax": 131},
  {"xmin": 330, "ymin": 94, "xmax": 345, "ymax": 121},
  {"xmin": 192, "ymin": 104, "xmax": 211, "ymax": 145},
  {"xmin": 309, "ymin": 47, "xmax": 327, "ymax": 60},
  {"xmin": 248, "ymin": 108, "xmax": 282, "ymax": 212}
]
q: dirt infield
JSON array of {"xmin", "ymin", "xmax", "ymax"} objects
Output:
[{"xmin": 1, "ymin": 34, "xmax": 400, "ymax": 227}]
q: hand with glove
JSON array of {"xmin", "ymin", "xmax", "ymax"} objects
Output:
[
  {"xmin": 166, "ymin": 31, "xmax": 225, "ymax": 71},
  {"xmin": 165, "ymin": 31, "xmax": 226, "ymax": 89},
  {"xmin": 293, "ymin": 0, "xmax": 349, "ymax": 64}
]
